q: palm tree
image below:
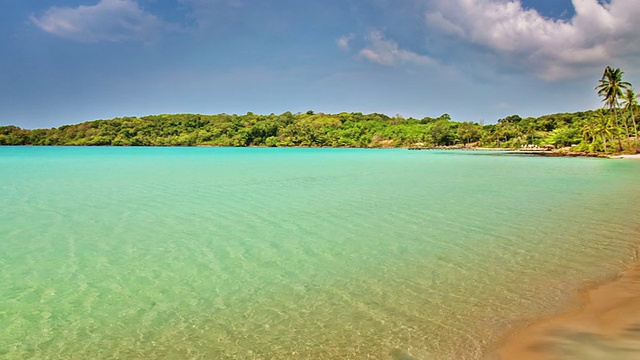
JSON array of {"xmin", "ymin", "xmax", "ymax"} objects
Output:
[
  {"xmin": 595, "ymin": 66, "xmax": 631, "ymax": 150},
  {"xmin": 595, "ymin": 110, "xmax": 615, "ymax": 153},
  {"xmin": 580, "ymin": 117, "xmax": 598, "ymax": 148},
  {"xmin": 622, "ymin": 88, "xmax": 639, "ymax": 153}
]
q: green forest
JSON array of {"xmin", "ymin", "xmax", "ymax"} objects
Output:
[{"xmin": 1, "ymin": 67, "xmax": 638, "ymax": 154}]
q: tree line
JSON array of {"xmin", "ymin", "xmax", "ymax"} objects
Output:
[{"xmin": 1, "ymin": 67, "xmax": 637, "ymax": 153}]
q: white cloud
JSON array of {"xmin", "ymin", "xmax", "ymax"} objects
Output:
[
  {"xmin": 336, "ymin": 34, "xmax": 353, "ymax": 52},
  {"xmin": 425, "ymin": 11, "xmax": 465, "ymax": 37},
  {"xmin": 357, "ymin": 31, "xmax": 435, "ymax": 66},
  {"xmin": 31, "ymin": 0, "xmax": 167, "ymax": 43},
  {"xmin": 424, "ymin": 0, "xmax": 640, "ymax": 80}
]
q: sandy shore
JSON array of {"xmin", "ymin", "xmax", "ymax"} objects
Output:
[
  {"xmin": 610, "ymin": 154, "xmax": 640, "ymax": 159},
  {"xmin": 490, "ymin": 259, "xmax": 640, "ymax": 359}
]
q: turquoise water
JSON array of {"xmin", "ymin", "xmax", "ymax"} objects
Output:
[{"xmin": 1, "ymin": 147, "xmax": 639, "ymax": 359}]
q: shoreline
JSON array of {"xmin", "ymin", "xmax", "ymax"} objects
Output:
[
  {"xmin": 3, "ymin": 144, "xmax": 640, "ymax": 159},
  {"xmin": 489, "ymin": 256, "xmax": 640, "ymax": 359},
  {"xmin": 610, "ymin": 153, "xmax": 640, "ymax": 159},
  {"xmin": 406, "ymin": 146, "xmax": 640, "ymax": 158}
]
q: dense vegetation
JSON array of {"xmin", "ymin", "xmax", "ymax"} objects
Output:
[
  {"xmin": 0, "ymin": 109, "xmax": 625, "ymax": 150},
  {"xmin": 1, "ymin": 67, "xmax": 638, "ymax": 154}
]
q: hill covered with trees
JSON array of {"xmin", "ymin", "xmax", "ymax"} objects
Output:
[
  {"xmin": 0, "ymin": 109, "xmax": 631, "ymax": 152},
  {"xmin": 1, "ymin": 67, "xmax": 638, "ymax": 154}
]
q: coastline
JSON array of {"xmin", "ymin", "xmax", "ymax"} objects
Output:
[
  {"xmin": 406, "ymin": 146, "xmax": 636, "ymax": 158},
  {"xmin": 490, "ymin": 257, "xmax": 640, "ymax": 359},
  {"xmin": 610, "ymin": 154, "xmax": 640, "ymax": 159},
  {"xmin": 2, "ymin": 144, "xmax": 640, "ymax": 160}
]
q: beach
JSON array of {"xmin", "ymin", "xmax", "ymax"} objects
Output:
[
  {"xmin": 611, "ymin": 154, "xmax": 640, "ymax": 159},
  {"xmin": 492, "ymin": 258, "xmax": 640, "ymax": 359}
]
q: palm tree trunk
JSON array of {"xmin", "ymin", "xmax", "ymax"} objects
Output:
[
  {"xmin": 612, "ymin": 108, "xmax": 624, "ymax": 151},
  {"xmin": 618, "ymin": 108, "xmax": 631, "ymax": 150},
  {"xmin": 632, "ymin": 110, "xmax": 639, "ymax": 153},
  {"xmin": 624, "ymin": 111, "xmax": 630, "ymax": 149}
]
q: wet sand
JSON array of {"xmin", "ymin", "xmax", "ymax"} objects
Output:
[{"xmin": 491, "ymin": 259, "xmax": 640, "ymax": 359}]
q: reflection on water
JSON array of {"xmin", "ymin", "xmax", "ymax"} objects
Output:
[{"xmin": 0, "ymin": 147, "xmax": 639, "ymax": 359}]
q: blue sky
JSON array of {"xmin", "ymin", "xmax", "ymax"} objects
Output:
[{"xmin": 1, "ymin": 0, "xmax": 638, "ymax": 129}]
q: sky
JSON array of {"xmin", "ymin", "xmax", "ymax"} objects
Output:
[{"xmin": 1, "ymin": 0, "xmax": 639, "ymax": 129}]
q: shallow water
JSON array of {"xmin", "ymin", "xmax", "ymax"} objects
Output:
[{"xmin": 1, "ymin": 147, "xmax": 639, "ymax": 359}]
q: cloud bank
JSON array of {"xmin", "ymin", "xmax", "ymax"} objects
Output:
[
  {"xmin": 31, "ymin": 0, "xmax": 167, "ymax": 43},
  {"xmin": 425, "ymin": 0, "xmax": 640, "ymax": 79}
]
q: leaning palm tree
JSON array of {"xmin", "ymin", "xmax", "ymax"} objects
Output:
[
  {"xmin": 595, "ymin": 66, "xmax": 631, "ymax": 151},
  {"xmin": 622, "ymin": 88, "xmax": 639, "ymax": 153}
]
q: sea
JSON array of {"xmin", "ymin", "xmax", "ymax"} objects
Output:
[{"xmin": 1, "ymin": 146, "xmax": 639, "ymax": 359}]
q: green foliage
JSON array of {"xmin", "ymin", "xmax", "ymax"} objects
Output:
[
  {"xmin": 457, "ymin": 122, "xmax": 482, "ymax": 145},
  {"xmin": 0, "ymin": 108, "xmax": 634, "ymax": 154},
  {"xmin": 544, "ymin": 127, "xmax": 581, "ymax": 148},
  {"xmin": 1, "ymin": 113, "xmax": 448, "ymax": 148}
]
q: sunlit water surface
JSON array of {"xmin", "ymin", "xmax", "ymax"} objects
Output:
[{"xmin": 1, "ymin": 147, "xmax": 639, "ymax": 359}]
